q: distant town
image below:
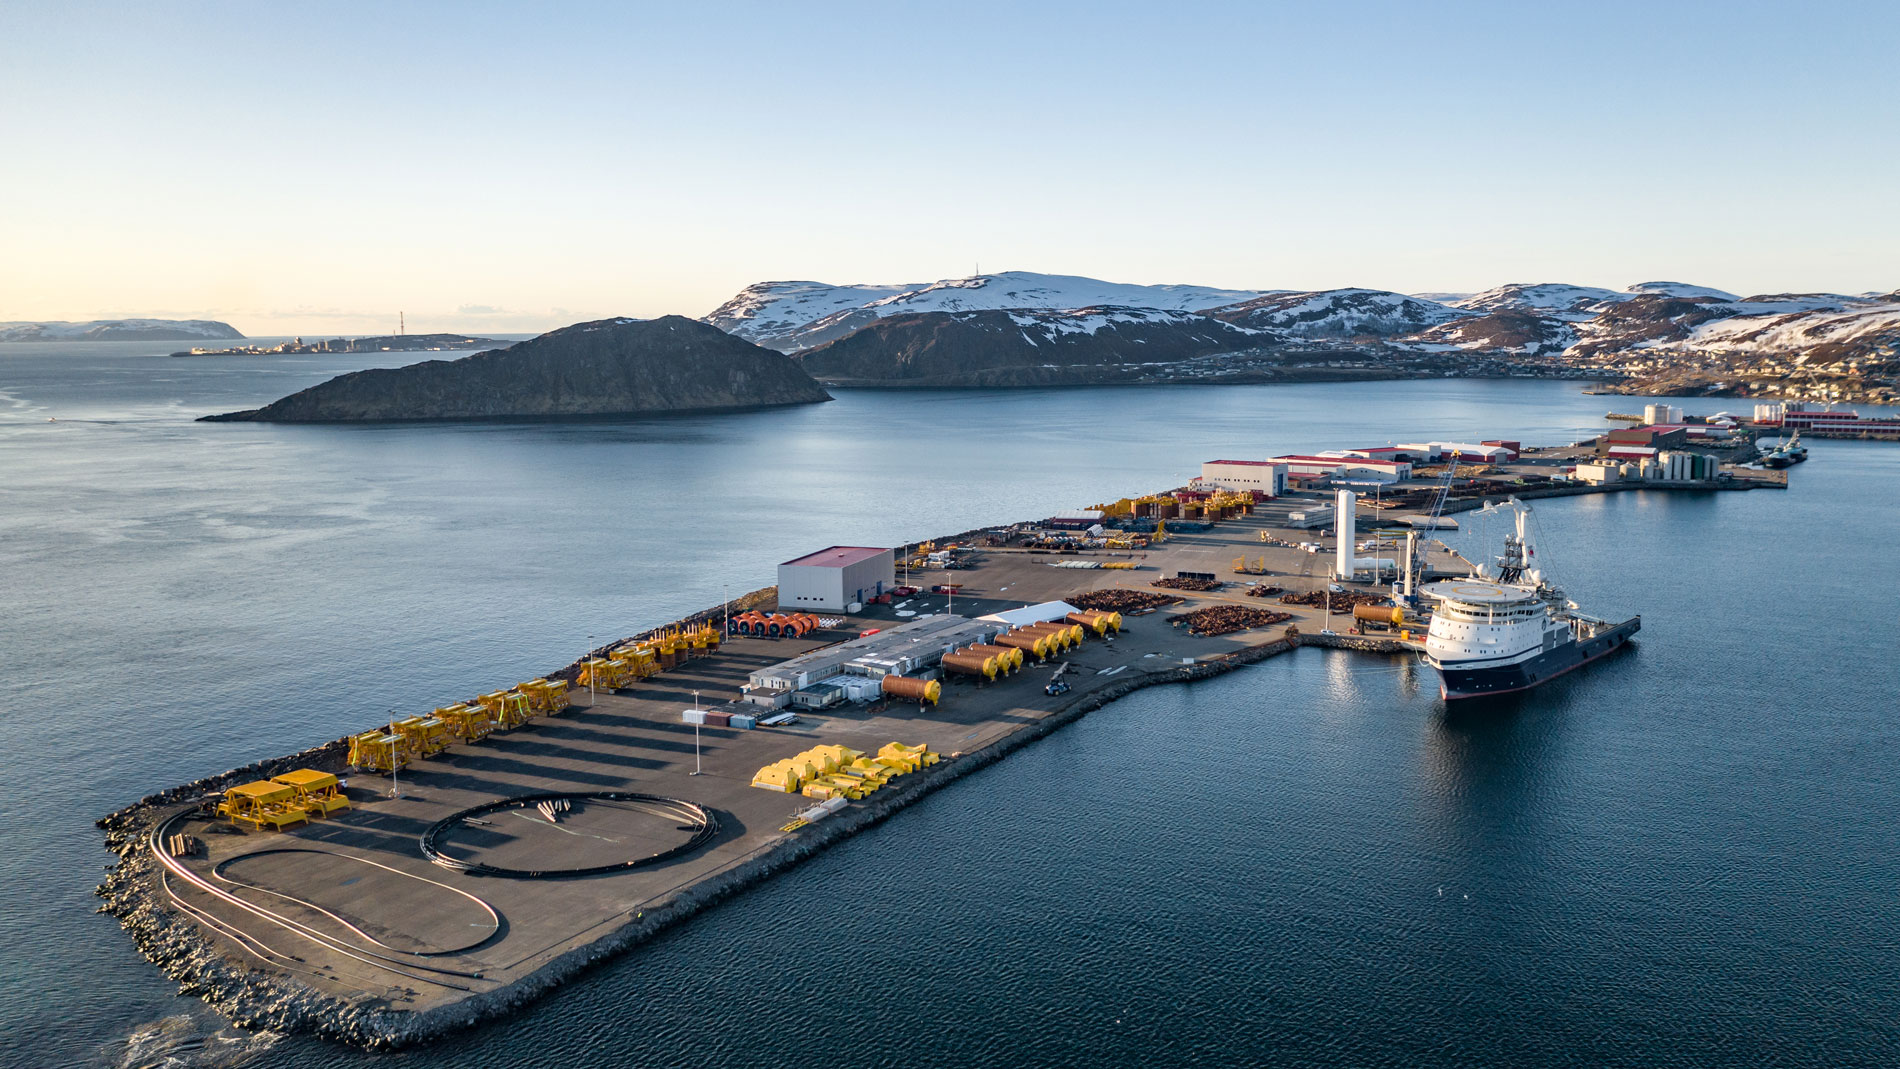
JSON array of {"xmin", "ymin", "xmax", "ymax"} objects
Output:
[
  {"xmin": 1571, "ymin": 346, "xmax": 1898, "ymax": 407},
  {"xmin": 172, "ymin": 333, "xmax": 507, "ymax": 358}
]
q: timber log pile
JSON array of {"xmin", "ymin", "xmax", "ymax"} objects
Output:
[
  {"xmin": 1068, "ymin": 589, "xmax": 1183, "ymax": 613},
  {"xmin": 1151, "ymin": 576, "xmax": 1222, "ymax": 592},
  {"xmin": 1170, "ymin": 605, "xmax": 1294, "ymax": 636},
  {"xmin": 1278, "ymin": 590, "xmax": 1390, "ymax": 611}
]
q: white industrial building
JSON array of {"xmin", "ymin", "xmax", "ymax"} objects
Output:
[
  {"xmin": 1272, "ymin": 455, "xmax": 1413, "ymax": 483},
  {"xmin": 777, "ymin": 546, "xmax": 895, "ymax": 612},
  {"xmin": 1197, "ymin": 460, "xmax": 1287, "ymax": 497},
  {"xmin": 977, "ymin": 601, "xmax": 1080, "ymax": 629},
  {"xmin": 1392, "ymin": 442, "xmax": 1514, "ymax": 464}
]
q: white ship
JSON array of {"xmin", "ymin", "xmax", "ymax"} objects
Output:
[{"xmin": 1419, "ymin": 499, "xmax": 1638, "ymax": 700}]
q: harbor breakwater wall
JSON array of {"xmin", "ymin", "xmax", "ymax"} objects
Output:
[{"xmin": 95, "ymin": 614, "xmax": 1303, "ymax": 1047}]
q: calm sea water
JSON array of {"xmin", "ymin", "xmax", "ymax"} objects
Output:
[{"xmin": 2, "ymin": 343, "xmax": 1895, "ymax": 1067}]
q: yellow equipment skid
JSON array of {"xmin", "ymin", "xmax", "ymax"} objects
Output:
[
  {"xmin": 270, "ymin": 769, "xmax": 351, "ymax": 818},
  {"xmin": 217, "ymin": 780, "xmax": 310, "ymax": 831}
]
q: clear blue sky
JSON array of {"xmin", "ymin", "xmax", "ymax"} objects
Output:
[{"xmin": 3, "ymin": 0, "xmax": 1894, "ymax": 333}]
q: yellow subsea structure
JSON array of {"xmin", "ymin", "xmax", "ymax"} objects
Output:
[
  {"xmin": 347, "ymin": 730, "xmax": 412, "ymax": 773},
  {"xmin": 750, "ymin": 741, "xmax": 941, "ymax": 799},
  {"xmin": 270, "ymin": 769, "xmax": 351, "ymax": 818},
  {"xmin": 216, "ymin": 780, "xmax": 310, "ymax": 831}
]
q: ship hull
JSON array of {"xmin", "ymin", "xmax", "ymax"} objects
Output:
[{"xmin": 1435, "ymin": 617, "xmax": 1640, "ymax": 700}]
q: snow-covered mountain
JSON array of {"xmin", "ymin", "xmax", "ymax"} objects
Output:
[
  {"xmin": 1206, "ymin": 289, "xmax": 1466, "ymax": 339},
  {"xmin": 703, "ymin": 281, "xmax": 923, "ymax": 352},
  {"xmin": 705, "ymin": 271, "xmax": 1272, "ymax": 352},
  {"xmin": 703, "ymin": 272, "xmax": 1895, "ymax": 387},
  {"xmin": 0, "ymin": 318, "xmax": 243, "ymax": 342},
  {"xmin": 1626, "ymin": 281, "xmax": 1740, "ymax": 301}
]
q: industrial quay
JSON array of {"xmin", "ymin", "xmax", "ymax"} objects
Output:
[{"xmin": 94, "ymin": 420, "xmax": 1794, "ymax": 1048}]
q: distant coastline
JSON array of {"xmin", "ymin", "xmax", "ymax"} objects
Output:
[{"xmin": 173, "ymin": 334, "xmax": 510, "ymax": 358}]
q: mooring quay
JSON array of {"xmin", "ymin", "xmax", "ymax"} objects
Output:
[{"xmin": 96, "ymin": 451, "xmax": 1780, "ymax": 1046}]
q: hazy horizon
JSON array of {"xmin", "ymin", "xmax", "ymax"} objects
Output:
[{"xmin": 4, "ymin": 0, "xmax": 1895, "ymax": 335}]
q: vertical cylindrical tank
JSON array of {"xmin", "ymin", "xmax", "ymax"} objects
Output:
[{"xmin": 1335, "ymin": 488, "xmax": 1357, "ymax": 579}]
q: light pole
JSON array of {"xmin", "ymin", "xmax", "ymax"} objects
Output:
[
  {"xmin": 690, "ymin": 690, "xmax": 704, "ymax": 775},
  {"xmin": 388, "ymin": 709, "xmax": 401, "ymax": 799}
]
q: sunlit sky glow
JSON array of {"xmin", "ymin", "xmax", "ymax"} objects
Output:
[{"xmin": 4, "ymin": 1, "xmax": 1895, "ymax": 334}]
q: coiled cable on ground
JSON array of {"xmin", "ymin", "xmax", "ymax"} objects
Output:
[{"xmin": 420, "ymin": 792, "xmax": 719, "ymax": 878}]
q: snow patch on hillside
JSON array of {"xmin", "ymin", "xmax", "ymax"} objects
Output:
[
  {"xmin": 999, "ymin": 306, "xmax": 1265, "ymax": 338},
  {"xmin": 1675, "ymin": 301, "xmax": 1900, "ymax": 352},
  {"xmin": 1452, "ymin": 283, "xmax": 1633, "ymax": 321},
  {"xmin": 1210, "ymin": 289, "xmax": 1466, "ymax": 338}
]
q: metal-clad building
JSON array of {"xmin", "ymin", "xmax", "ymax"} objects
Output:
[
  {"xmin": 1199, "ymin": 460, "xmax": 1288, "ymax": 497},
  {"xmin": 777, "ymin": 546, "xmax": 895, "ymax": 611},
  {"xmin": 747, "ymin": 615, "xmax": 999, "ymax": 692}
]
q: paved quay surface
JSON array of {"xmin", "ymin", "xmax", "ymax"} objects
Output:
[{"xmin": 140, "ymin": 504, "xmax": 1455, "ymax": 1026}]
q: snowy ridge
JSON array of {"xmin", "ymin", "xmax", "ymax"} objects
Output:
[
  {"xmin": 702, "ymin": 281, "xmax": 922, "ymax": 351},
  {"xmin": 702, "ymin": 272, "xmax": 1896, "ymax": 368},
  {"xmin": 1452, "ymin": 283, "xmax": 1635, "ymax": 321},
  {"xmin": 0, "ymin": 318, "xmax": 243, "ymax": 342},
  {"xmin": 1626, "ymin": 281, "xmax": 1740, "ymax": 301},
  {"xmin": 857, "ymin": 272, "xmax": 1267, "ymax": 317},
  {"xmin": 704, "ymin": 271, "xmax": 1273, "ymax": 351}
]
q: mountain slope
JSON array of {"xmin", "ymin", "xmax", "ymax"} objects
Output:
[
  {"xmin": 0, "ymin": 318, "xmax": 243, "ymax": 342},
  {"xmin": 794, "ymin": 307, "xmax": 1271, "ymax": 386},
  {"xmin": 705, "ymin": 271, "xmax": 1272, "ymax": 352},
  {"xmin": 703, "ymin": 281, "xmax": 923, "ymax": 351},
  {"xmin": 1671, "ymin": 300, "xmax": 1900, "ymax": 362},
  {"xmin": 1409, "ymin": 311, "xmax": 1579, "ymax": 356},
  {"xmin": 202, "ymin": 317, "xmax": 831, "ymax": 422},
  {"xmin": 1207, "ymin": 289, "xmax": 1465, "ymax": 339},
  {"xmin": 1451, "ymin": 284, "xmax": 1633, "ymax": 321}
]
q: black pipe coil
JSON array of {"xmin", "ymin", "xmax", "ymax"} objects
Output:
[{"xmin": 419, "ymin": 792, "xmax": 719, "ymax": 879}]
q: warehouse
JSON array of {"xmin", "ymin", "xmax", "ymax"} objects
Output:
[
  {"xmin": 777, "ymin": 546, "xmax": 895, "ymax": 612},
  {"xmin": 1601, "ymin": 427, "xmax": 1689, "ymax": 452},
  {"xmin": 1270, "ymin": 455, "xmax": 1413, "ymax": 483},
  {"xmin": 1197, "ymin": 460, "xmax": 1287, "ymax": 497},
  {"xmin": 978, "ymin": 601, "xmax": 1080, "ymax": 629},
  {"xmin": 746, "ymin": 615, "xmax": 999, "ymax": 694}
]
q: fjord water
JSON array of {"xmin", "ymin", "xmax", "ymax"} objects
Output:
[{"xmin": 2, "ymin": 343, "xmax": 1895, "ymax": 1067}]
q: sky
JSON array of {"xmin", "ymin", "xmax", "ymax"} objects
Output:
[{"xmin": 3, "ymin": 0, "xmax": 1896, "ymax": 334}]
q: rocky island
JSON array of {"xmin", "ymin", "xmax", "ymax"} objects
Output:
[
  {"xmin": 200, "ymin": 316, "xmax": 833, "ymax": 423},
  {"xmin": 1, "ymin": 318, "xmax": 243, "ymax": 343}
]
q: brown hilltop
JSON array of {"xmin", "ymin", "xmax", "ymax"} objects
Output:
[{"xmin": 202, "ymin": 316, "xmax": 832, "ymax": 422}]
